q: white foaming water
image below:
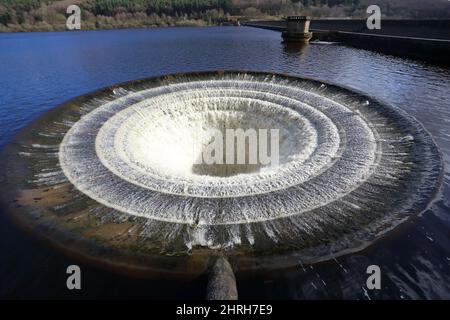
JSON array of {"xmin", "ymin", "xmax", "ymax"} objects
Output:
[{"xmin": 59, "ymin": 78, "xmax": 376, "ymax": 224}]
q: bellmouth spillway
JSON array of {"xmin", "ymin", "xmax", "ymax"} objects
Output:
[{"xmin": 0, "ymin": 71, "xmax": 443, "ymax": 274}]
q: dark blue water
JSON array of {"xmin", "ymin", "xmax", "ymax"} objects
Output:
[{"xmin": 1, "ymin": 26, "xmax": 450, "ymax": 299}]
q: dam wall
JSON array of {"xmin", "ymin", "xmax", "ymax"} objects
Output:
[
  {"xmin": 245, "ymin": 19, "xmax": 450, "ymax": 39},
  {"xmin": 323, "ymin": 31, "xmax": 450, "ymax": 64},
  {"xmin": 244, "ymin": 19, "xmax": 450, "ymax": 65}
]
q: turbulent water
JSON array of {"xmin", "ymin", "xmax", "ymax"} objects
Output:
[{"xmin": 1, "ymin": 27, "xmax": 450, "ymax": 299}]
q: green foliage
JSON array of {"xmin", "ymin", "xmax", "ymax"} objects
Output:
[
  {"xmin": 87, "ymin": 0, "xmax": 232, "ymax": 17},
  {"xmin": 292, "ymin": 0, "xmax": 360, "ymax": 7},
  {"xmin": 0, "ymin": 10, "xmax": 12, "ymax": 25},
  {"xmin": 0, "ymin": 0, "xmax": 41, "ymax": 10}
]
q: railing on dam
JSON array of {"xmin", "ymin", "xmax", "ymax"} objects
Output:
[
  {"xmin": 245, "ymin": 19, "xmax": 450, "ymax": 40},
  {"xmin": 244, "ymin": 19, "xmax": 450, "ymax": 65}
]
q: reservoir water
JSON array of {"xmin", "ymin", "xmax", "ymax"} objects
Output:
[{"xmin": 1, "ymin": 26, "xmax": 450, "ymax": 299}]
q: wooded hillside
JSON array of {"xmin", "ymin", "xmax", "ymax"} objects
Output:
[{"xmin": 1, "ymin": 0, "xmax": 449, "ymax": 32}]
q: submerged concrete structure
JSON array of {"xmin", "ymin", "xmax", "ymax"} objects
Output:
[
  {"xmin": 206, "ymin": 258, "xmax": 238, "ymax": 300},
  {"xmin": 282, "ymin": 16, "xmax": 312, "ymax": 43}
]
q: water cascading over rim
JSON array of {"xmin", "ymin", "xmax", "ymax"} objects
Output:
[{"xmin": 0, "ymin": 71, "xmax": 442, "ymax": 275}]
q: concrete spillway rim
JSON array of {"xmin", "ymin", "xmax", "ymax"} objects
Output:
[{"xmin": 0, "ymin": 70, "xmax": 444, "ymax": 278}]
